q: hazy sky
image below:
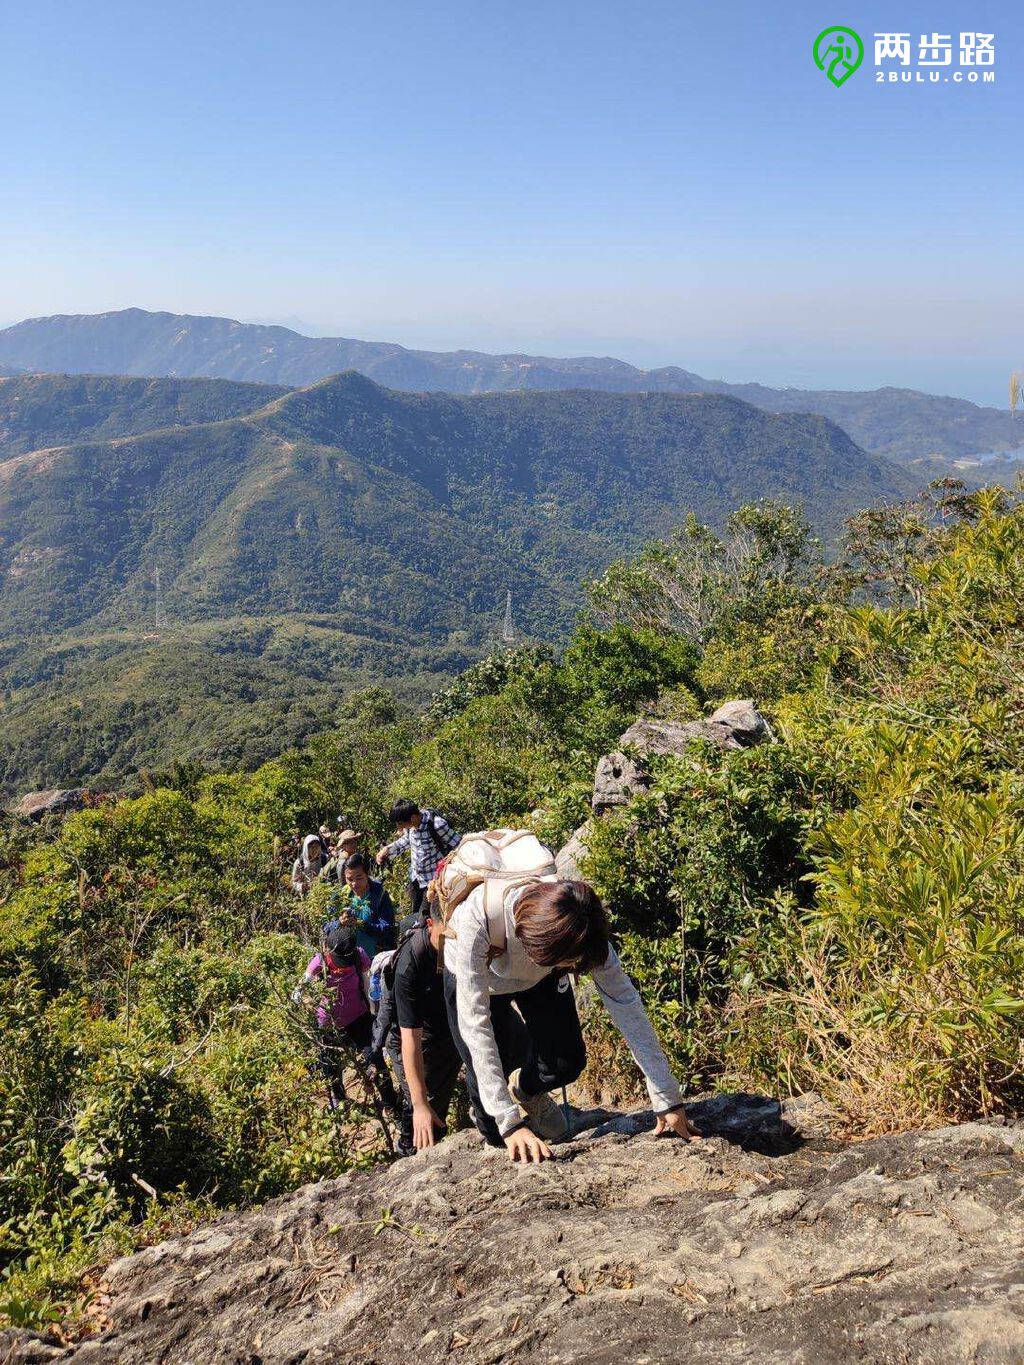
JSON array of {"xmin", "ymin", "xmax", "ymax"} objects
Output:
[{"xmin": 1, "ymin": 0, "xmax": 1021, "ymax": 403}]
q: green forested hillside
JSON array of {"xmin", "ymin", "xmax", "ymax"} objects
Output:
[
  {"xmin": 0, "ymin": 373, "xmax": 913, "ymax": 793},
  {"xmin": 0, "ymin": 309, "xmax": 1016, "ymax": 461},
  {"xmin": 3, "ymin": 484, "xmax": 1022, "ymax": 1332},
  {"xmin": 0, "ymin": 619, "xmax": 465, "ymax": 794},
  {"xmin": 0, "ymin": 371, "xmax": 910, "ymax": 640}
]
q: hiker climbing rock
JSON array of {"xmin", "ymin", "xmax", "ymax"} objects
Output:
[
  {"xmin": 376, "ymin": 799, "xmax": 461, "ymax": 919},
  {"xmin": 391, "ymin": 914, "xmax": 462, "ymax": 1154},
  {"xmin": 293, "ymin": 924, "xmax": 399, "ymax": 1115},
  {"xmin": 364, "ymin": 911, "xmax": 463, "ymax": 1156},
  {"xmin": 437, "ymin": 831, "xmax": 699, "ymax": 1163}
]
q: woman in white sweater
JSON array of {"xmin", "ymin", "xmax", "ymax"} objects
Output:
[
  {"xmin": 443, "ymin": 878, "xmax": 699, "ymax": 1163},
  {"xmin": 291, "ymin": 834, "xmax": 327, "ymax": 897}
]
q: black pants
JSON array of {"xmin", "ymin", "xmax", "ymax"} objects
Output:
[
  {"xmin": 409, "ymin": 881, "xmax": 429, "ymax": 919},
  {"xmin": 387, "ymin": 1030, "xmax": 462, "ymax": 1152},
  {"xmin": 319, "ymin": 1013, "xmax": 398, "ymax": 1112},
  {"xmin": 443, "ymin": 969, "xmax": 586, "ymax": 1146}
]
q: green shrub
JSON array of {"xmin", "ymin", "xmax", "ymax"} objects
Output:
[
  {"xmin": 730, "ymin": 491, "xmax": 1024, "ymax": 1126},
  {"xmin": 62, "ymin": 1046, "xmax": 220, "ymax": 1205}
]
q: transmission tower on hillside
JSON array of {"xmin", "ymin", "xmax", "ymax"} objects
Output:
[
  {"xmin": 501, "ymin": 590, "xmax": 516, "ymax": 644},
  {"xmin": 154, "ymin": 567, "xmax": 165, "ymax": 631}
]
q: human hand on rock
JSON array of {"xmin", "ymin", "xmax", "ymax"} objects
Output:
[
  {"xmin": 505, "ymin": 1126, "xmax": 552, "ymax": 1163},
  {"xmin": 413, "ymin": 1102, "xmax": 443, "ymax": 1150}
]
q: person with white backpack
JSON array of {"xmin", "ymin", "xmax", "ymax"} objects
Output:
[{"xmin": 435, "ymin": 830, "xmax": 700, "ymax": 1163}]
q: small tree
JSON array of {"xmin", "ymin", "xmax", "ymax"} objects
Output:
[
  {"xmin": 589, "ymin": 500, "xmax": 821, "ymax": 647},
  {"xmin": 836, "ymin": 481, "xmax": 1004, "ymax": 608}
]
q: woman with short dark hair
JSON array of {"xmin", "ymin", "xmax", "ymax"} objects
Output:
[{"xmin": 444, "ymin": 878, "xmax": 699, "ymax": 1163}]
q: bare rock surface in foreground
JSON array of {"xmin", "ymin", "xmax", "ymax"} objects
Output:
[{"xmin": 7, "ymin": 1095, "xmax": 1024, "ymax": 1364}]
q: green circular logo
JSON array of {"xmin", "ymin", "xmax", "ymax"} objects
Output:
[{"xmin": 813, "ymin": 26, "xmax": 865, "ymax": 87}]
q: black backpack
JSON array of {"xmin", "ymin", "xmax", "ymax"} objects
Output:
[{"xmin": 382, "ymin": 922, "xmax": 423, "ymax": 993}]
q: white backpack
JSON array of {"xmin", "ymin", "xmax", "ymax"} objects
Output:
[{"xmin": 434, "ymin": 828, "xmax": 558, "ymax": 958}]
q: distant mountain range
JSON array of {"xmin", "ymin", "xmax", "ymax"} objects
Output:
[
  {"xmin": 0, "ymin": 370, "xmax": 911, "ymax": 792},
  {"xmin": 0, "ymin": 309, "xmax": 1017, "ymax": 463}
]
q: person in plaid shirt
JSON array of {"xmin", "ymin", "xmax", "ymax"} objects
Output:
[{"xmin": 376, "ymin": 799, "xmax": 462, "ymax": 918}]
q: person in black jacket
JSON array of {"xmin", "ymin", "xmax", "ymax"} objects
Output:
[{"xmin": 368, "ymin": 914, "xmax": 462, "ymax": 1156}]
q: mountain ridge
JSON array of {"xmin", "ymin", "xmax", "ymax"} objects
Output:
[
  {"xmin": 0, "ymin": 372, "xmax": 288, "ymax": 458},
  {"xmin": 0, "ymin": 370, "xmax": 912, "ymax": 791},
  {"xmin": 0, "ymin": 308, "xmax": 1016, "ymax": 462},
  {"xmin": 1, "ymin": 372, "xmax": 907, "ymax": 643}
]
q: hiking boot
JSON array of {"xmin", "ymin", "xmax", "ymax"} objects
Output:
[{"xmin": 509, "ymin": 1070, "xmax": 568, "ymax": 1142}]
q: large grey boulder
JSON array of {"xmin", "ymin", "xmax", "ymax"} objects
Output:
[
  {"xmin": 619, "ymin": 702, "xmax": 770, "ymax": 761},
  {"xmin": 709, "ymin": 699, "xmax": 772, "ymax": 746},
  {"xmin": 12, "ymin": 1104, "xmax": 1024, "ymax": 1364},
  {"xmin": 619, "ymin": 716, "xmax": 745, "ymax": 755},
  {"xmin": 590, "ymin": 701, "xmax": 772, "ymax": 815},
  {"xmin": 10, "ymin": 788, "xmax": 89, "ymax": 821}
]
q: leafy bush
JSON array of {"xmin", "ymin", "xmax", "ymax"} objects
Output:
[
  {"xmin": 580, "ymin": 741, "xmax": 824, "ymax": 1090},
  {"xmin": 426, "ymin": 646, "xmax": 555, "ymax": 726},
  {"xmin": 729, "ymin": 490, "xmax": 1024, "ymax": 1126}
]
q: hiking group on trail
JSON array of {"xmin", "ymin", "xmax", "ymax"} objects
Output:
[
  {"xmin": 289, "ymin": 825, "xmax": 367, "ymax": 897},
  {"xmin": 291, "ymin": 800, "xmax": 699, "ymax": 1163}
]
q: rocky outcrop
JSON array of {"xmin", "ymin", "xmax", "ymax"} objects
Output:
[
  {"xmin": 591, "ymin": 700, "xmax": 771, "ymax": 816},
  {"xmin": 619, "ymin": 701, "xmax": 770, "ymax": 762},
  {"xmin": 566, "ymin": 700, "xmax": 773, "ymax": 869},
  {"xmin": 9, "ymin": 788, "xmax": 89, "ymax": 821},
  {"xmin": 707, "ymin": 699, "xmax": 772, "ymax": 746},
  {"xmin": 591, "ymin": 752, "xmax": 643, "ymax": 816},
  {"xmin": 8, "ymin": 1096, "xmax": 1024, "ymax": 1364}
]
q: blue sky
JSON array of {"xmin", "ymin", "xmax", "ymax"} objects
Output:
[{"xmin": 1, "ymin": 0, "xmax": 1020, "ymax": 403}]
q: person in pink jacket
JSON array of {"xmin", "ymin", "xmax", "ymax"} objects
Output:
[{"xmin": 294, "ymin": 925, "xmax": 372, "ymax": 1106}]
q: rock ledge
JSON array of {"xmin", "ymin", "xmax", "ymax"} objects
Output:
[{"xmin": 7, "ymin": 1096, "xmax": 1024, "ymax": 1364}]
